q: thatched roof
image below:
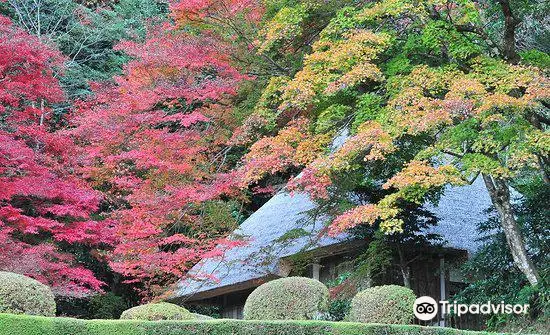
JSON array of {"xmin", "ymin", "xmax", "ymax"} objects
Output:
[{"xmin": 171, "ymin": 177, "xmax": 492, "ymax": 301}]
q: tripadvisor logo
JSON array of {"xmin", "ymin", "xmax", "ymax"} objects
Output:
[
  {"xmin": 413, "ymin": 296, "xmax": 530, "ymax": 321},
  {"xmin": 414, "ymin": 296, "xmax": 438, "ymax": 321}
]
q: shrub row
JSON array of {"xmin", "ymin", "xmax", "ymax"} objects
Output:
[
  {"xmin": 0, "ymin": 313, "xmax": 503, "ymax": 335},
  {"xmin": 0, "ymin": 272, "xmax": 416, "ymax": 325},
  {"xmin": 242, "ymin": 277, "xmax": 416, "ymax": 324},
  {"xmin": 114, "ymin": 279, "xmax": 414, "ymax": 324}
]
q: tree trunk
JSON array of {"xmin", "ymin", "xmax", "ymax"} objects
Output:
[
  {"xmin": 498, "ymin": 0, "xmax": 520, "ymax": 64},
  {"xmin": 482, "ymin": 174, "xmax": 540, "ymax": 285},
  {"xmin": 401, "ymin": 266, "xmax": 411, "ymax": 289},
  {"xmin": 397, "ymin": 246, "xmax": 411, "ymax": 288}
]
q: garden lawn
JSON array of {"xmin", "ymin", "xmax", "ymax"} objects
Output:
[{"xmin": 0, "ymin": 313, "xmax": 509, "ymax": 335}]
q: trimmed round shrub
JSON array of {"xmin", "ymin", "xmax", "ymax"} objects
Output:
[
  {"xmin": 243, "ymin": 277, "xmax": 329, "ymax": 320},
  {"xmin": 120, "ymin": 302, "xmax": 194, "ymax": 321},
  {"xmin": 0, "ymin": 271, "xmax": 56, "ymax": 316},
  {"xmin": 347, "ymin": 285, "xmax": 416, "ymax": 324}
]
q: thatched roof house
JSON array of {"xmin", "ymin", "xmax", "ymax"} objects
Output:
[{"xmin": 169, "ymin": 176, "xmax": 492, "ymax": 321}]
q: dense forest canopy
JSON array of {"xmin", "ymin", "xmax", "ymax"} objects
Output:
[{"xmin": 0, "ymin": 0, "xmax": 548, "ymax": 322}]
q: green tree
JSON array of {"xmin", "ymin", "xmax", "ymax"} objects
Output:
[
  {"xmin": 240, "ymin": 0, "xmax": 549, "ymax": 286},
  {"xmin": 1, "ymin": 0, "xmax": 167, "ymax": 99},
  {"xmin": 455, "ymin": 179, "xmax": 549, "ymax": 329}
]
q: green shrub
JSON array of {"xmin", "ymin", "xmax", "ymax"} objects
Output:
[
  {"xmin": 326, "ymin": 299, "xmax": 351, "ymax": 321},
  {"xmin": 56, "ymin": 296, "xmax": 93, "ymax": 318},
  {"xmin": 243, "ymin": 277, "xmax": 329, "ymax": 320},
  {"xmin": 347, "ymin": 285, "xmax": 416, "ymax": 324},
  {"xmin": 0, "ymin": 271, "xmax": 56, "ymax": 317},
  {"xmin": 89, "ymin": 293, "xmax": 128, "ymax": 319},
  {"xmin": 519, "ymin": 50, "xmax": 550, "ymax": 69},
  {"xmin": 120, "ymin": 302, "xmax": 194, "ymax": 321},
  {"xmin": 0, "ymin": 312, "xmax": 510, "ymax": 335}
]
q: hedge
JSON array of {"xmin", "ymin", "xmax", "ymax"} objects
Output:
[{"xmin": 0, "ymin": 313, "xmax": 507, "ymax": 335}]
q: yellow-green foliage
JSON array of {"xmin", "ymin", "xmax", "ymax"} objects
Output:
[
  {"xmin": 258, "ymin": 4, "xmax": 309, "ymax": 53},
  {"xmin": 243, "ymin": 277, "xmax": 329, "ymax": 320},
  {"xmin": 0, "ymin": 272, "xmax": 56, "ymax": 317},
  {"xmin": 316, "ymin": 105, "xmax": 351, "ymax": 134},
  {"xmin": 120, "ymin": 302, "xmax": 194, "ymax": 321},
  {"xmin": 347, "ymin": 285, "xmax": 416, "ymax": 324}
]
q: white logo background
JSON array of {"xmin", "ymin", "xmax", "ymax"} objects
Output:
[{"xmin": 414, "ymin": 296, "xmax": 438, "ymax": 321}]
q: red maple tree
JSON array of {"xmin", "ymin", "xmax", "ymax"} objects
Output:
[
  {"xmin": 70, "ymin": 25, "xmax": 248, "ymax": 297},
  {"xmin": 0, "ymin": 16, "xmax": 112, "ymax": 296}
]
